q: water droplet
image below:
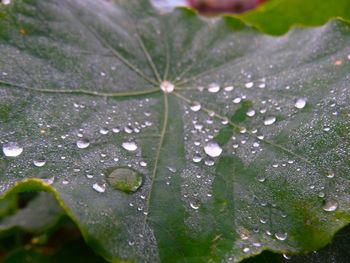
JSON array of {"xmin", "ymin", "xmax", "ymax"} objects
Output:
[
  {"xmin": 263, "ymin": 116, "xmax": 276, "ymax": 126},
  {"xmin": 139, "ymin": 161, "xmax": 147, "ymax": 167},
  {"xmin": 190, "ymin": 101, "xmax": 201, "ymax": 112},
  {"xmin": 204, "ymin": 141, "xmax": 222, "ymax": 158},
  {"xmin": 190, "ymin": 201, "xmax": 200, "ymax": 210},
  {"xmin": 160, "ymin": 81, "xmax": 174, "ymax": 93},
  {"xmin": 283, "ymin": 253, "xmax": 292, "ymax": 260},
  {"xmin": 92, "ymin": 182, "xmax": 106, "ymax": 193},
  {"xmin": 243, "ymin": 247, "xmax": 250, "ymax": 253},
  {"xmin": 245, "ymin": 82, "xmax": 253, "ymax": 88},
  {"xmin": 76, "ymin": 138, "xmax": 90, "ymax": 149},
  {"xmin": 167, "ymin": 167, "xmax": 176, "ymax": 173},
  {"xmin": 112, "ymin": 127, "xmax": 120, "ymax": 133},
  {"xmin": 323, "ymin": 199, "xmax": 338, "ymax": 212},
  {"xmin": 33, "ymin": 158, "xmax": 46, "ymax": 167},
  {"xmin": 275, "ymin": 232, "xmax": 288, "ymax": 241},
  {"xmin": 2, "ymin": 142, "xmax": 23, "ymax": 157},
  {"xmin": 246, "ymin": 109, "xmax": 256, "ymax": 117},
  {"xmin": 107, "ymin": 167, "xmax": 142, "ymax": 193},
  {"xmin": 208, "ymin": 83, "xmax": 220, "ymax": 93},
  {"xmin": 99, "ymin": 127, "xmax": 109, "ymax": 135},
  {"xmin": 233, "ymin": 97, "xmax": 241, "ymax": 104},
  {"xmin": 224, "ymin": 86, "xmax": 234, "ymax": 91},
  {"xmin": 294, "ymin": 98, "xmax": 307, "ymax": 109},
  {"xmin": 192, "ymin": 153, "xmax": 202, "ymax": 163},
  {"xmin": 122, "ymin": 141, "xmax": 138, "ymax": 152},
  {"xmin": 204, "ymin": 159, "xmax": 215, "ymax": 166},
  {"xmin": 326, "ymin": 170, "xmax": 335, "ymax": 178}
]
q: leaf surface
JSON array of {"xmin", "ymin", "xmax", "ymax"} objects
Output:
[{"xmin": 0, "ymin": 0, "xmax": 350, "ymax": 262}]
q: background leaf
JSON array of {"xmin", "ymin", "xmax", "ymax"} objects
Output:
[
  {"xmin": 0, "ymin": 0, "xmax": 349, "ymax": 262},
  {"xmin": 239, "ymin": 0, "xmax": 350, "ymax": 35}
]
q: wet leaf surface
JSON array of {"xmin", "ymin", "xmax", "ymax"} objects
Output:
[{"xmin": 0, "ymin": 0, "xmax": 349, "ymax": 262}]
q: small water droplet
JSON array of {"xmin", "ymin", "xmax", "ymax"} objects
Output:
[
  {"xmin": 204, "ymin": 141, "xmax": 222, "ymax": 158},
  {"xmin": 233, "ymin": 97, "xmax": 241, "ymax": 104},
  {"xmin": 283, "ymin": 253, "xmax": 292, "ymax": 260},
  {"xmin": 112, "ymin": 127, "xmax": 120, "ymax": 133},
  {"xmin": 326, "ymin": 170, "xmax": 335, "ymax": 178},
  {"xmin": 294, "ymin": 98, "xmax": 307, "ymax": 109},
  {"xmin": 204, "ymin": 159, "xmax": 215, "ymax": 166},
  {"xmin": 190, "ymin": 101, "xmax": 201, "ymax": 112},
  {"xmin": 323, "ymin": 199, "xmax": 338, "ymax": 212},
  {"xmin": 33, "ymin": 158, "xmax": 46, "ymax": 167},
  {"xmin": 208, "ymin": 83, "xmax": 220, "ymax": 93},
  {"xmin": 139, "ymin": 161, "xmax": 148, "ymax": 167},
  {"xmin": 122, "ymin": 141, "xmax": 138, "ymax": 152},
  {"xmin": 92, "ymin": 182, "xmax": 106, "ymax": 193},
  {"xmin": 246, "ymin": 109, "xmax": 256, "ymax": 117},
  {"xmin": 76, "ymin": 138, "xmax": 90, "ymax": 149},
  {"xmin": 192, "ymin": 153, "xmax": 202, "ymax": 163},
  {"xmin": 190, "ymin": 201, "xmax": 200, "ymax": 210},
  {"xmin": 2, "ymin": 142, "xmax": 23, "ymax": 157},
  {"xmin": 99, "ymin": 127, "xmax": 109, "ymax": 135},
  {"xmin": 107, "ymin": 167, "xmax": 142, "ymax": 193},
  {"xmin": 224, "ymin": 86, "xmax": 234, "ymax": 91},
  {"xmin": 160, "ymin": 81, "xmax": 174, "ymax": 93},
  {"xmin": 275, "ymin": 232, "xmax": 288, "ymax": 241},
  {"xmin": 263, "ymin": 116, "xmax": 276, "ymax": 126},
  {"xmin": 243, "ymin": 247, "xmax": 250, "ymax": 253},
  {"xmin": 245, "ymin": 82, "xmax": 253, "ymax": 88}
]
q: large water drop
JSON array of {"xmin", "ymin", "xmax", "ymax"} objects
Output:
[
  {"xmin": 263, "ymin": 116, "xmax": 276, "ymax": 126},
  {"xmin": 76, "ymin": 138, "xmax": 90, "ymax": 149},
  {"xmin": 122, "ymin": 141, "xmax": 138, "ymax": 152},
  {"xmin": 2, "ymin": 142, "xmax": 23, "ymax": 157},
  {"xmin": 204, "ymin": 141, "xmax": 222, "ymax": 158},
  {"xmin": 107, "ymin": 167, "xmax": 142, "ymax": 193},
  {"xmin": 294, "ymin": 98, "xmax": 307, "ymax": 109},
  {"xmin": 323, "ymin": 199, "xmax": 338, "ymax": 212}
]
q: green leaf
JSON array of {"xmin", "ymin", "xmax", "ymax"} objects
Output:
[
  {"xmin": 239, "ymin": 0, "xmax": 350, "ymax": 35},
  {"xmin": 0, "ymin": 192, "xmax": 64, "ymax": 233},
  {"xmin": 0, "ymin": 0, "xmax": 349, "ymax": 262}
]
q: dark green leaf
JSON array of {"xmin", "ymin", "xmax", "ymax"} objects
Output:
[{"xmin": 0, "ymin": 0, "xmax": 349, "ymax": 262}]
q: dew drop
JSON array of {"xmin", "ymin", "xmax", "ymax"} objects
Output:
[
  {"xmin": 204, "ymin": 141, "xmax": 222, "ymax": 158},
  {"xmin": 275, "ymin": 232, "xmax": 288, "ymax": 241},
  {"xmin": 233, "ymin": 97, "xmax": 242, "ymax": 104},
  {"xmin": 190, "ymin": 201, "xmax": 200, "ymax": 210},
  {"xmin": 323, "ymin": 199, "xmax": 338, "ymax": 212},
  {"xmin": 243, "ymin": 247, "xmax": 250, "ymax": 253},
  {"xmin": 245, "ymin": 82, "xmax": 253, "ymax": 88},
  {"xmin": 2, "ymin": 142, "xmax": 23, "ymax": 157},
  {"xmin": 112, "ymin": 127, "xmax": 120, "ymax": 133},
  {"xmin": 139, "ymin": 161, "xmax": 148, "ymax": 167},
  {"xmin": 224, "ymin": 86, "xmax": 234, "ymax": 91},
  {"xmin": 92, "ymin": 182, "xmax": 106, "ymax": 193},
  {"xmin": 76, "ymin": 138, "xmax": 90, "ymax": 149},
  {"xmin": 246, "ymin": 109, "xmax": 256, "ymax": 117},
  {"xmin": 99, "ymin": 127, "xmax": 109, "ymax": 135},
  {"xmin": 192, "ymin": 153, "xmax": 202, "ymax": 163},
  {"xmin": 160, "ymin": 81, "xmax": 174, "ymax": 93},
  {"xmin": 283, "ymin": 253, "xmax": 292, "ymax": 260},
  {"xmin": 107, "ymin": 167, "xmax": 142, "ymax": 193},
  {"xmin": 263, "ymin": 116, "xmax": 276, "ymax": 126},
  {"xmin": 33, "ymin": 158, "xmax": 46, "ymax": 167},
  {"xmin": 122, "ymin": 141, "xmax": 138, "ymax": 152},
  {"xmin": 204, "ymin": 159, "xmax": 215, "ymax": 166},
  {"xmin": 208, "ymin": 83, "xmax": 220, "ymax": 93},
  {"xmin": 326, "ymin": 170, "xmax": 335, "ymax": 179},
  {"xmin": 294, "ymin": 98, "xmax": 307, "ymax": 109},
  {"xmin": 190, "ymin": 101, "xmax": 201, "ymax": 112}
]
